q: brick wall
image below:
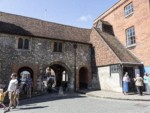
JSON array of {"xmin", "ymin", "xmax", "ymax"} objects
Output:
[{"xmin": 95, "ymin": 0, "xmax": 150, "ymax": 66}]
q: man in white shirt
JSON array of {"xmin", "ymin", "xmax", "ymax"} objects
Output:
[{"xmin": 5, "ymin": 73, "xmax": 18, "ymax": 112}]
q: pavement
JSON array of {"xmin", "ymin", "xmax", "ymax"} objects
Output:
[
  {"xmin": 77, "ymin": 90, "xmax": 150, "ymax": 101},
  {"xmin": 3, "ymin": 93, "xmax": 150, "ymax": 113}
]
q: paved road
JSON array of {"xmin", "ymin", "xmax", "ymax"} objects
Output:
[{"xmin": 2, "ymin": 94, "xmax": 150, "ymax": 113}]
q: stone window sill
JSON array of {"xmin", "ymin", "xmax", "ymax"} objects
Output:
[{"xmin": 126, "ymin": 44, "xmax": 136, "ymax": 48}]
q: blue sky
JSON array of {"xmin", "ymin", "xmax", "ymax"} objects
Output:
[{"xmin": 0, "ymin": 0, "xmax": 118, "ymax": 28}]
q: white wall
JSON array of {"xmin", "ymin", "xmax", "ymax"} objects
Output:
[{"xmin": 98, "ymin": 66, "xmax": 122, "ymax": 92}]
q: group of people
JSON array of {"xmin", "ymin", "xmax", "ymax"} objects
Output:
[
  {"xmin": 123, "ymin": 72, "xmax": 150, "ymax": 96},
  {"xmin": 42, "ymin": 67, "xmax": 55, "ymax": 93},
  {"xmin": 0, "ymin": 73, "xmax": 20, "ymax": 112}
]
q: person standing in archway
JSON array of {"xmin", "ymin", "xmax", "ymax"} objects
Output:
[
  {"xmin": 26, "ymin": 75, "xmax": 32, "ymax": 98},
  {"xmin": 46, "ymin": 67, "xmax": 51, "ymax": 76},
  {"xmin": 123, "ymin": 72, "xmax": 130, "ymax": 95},
  {"xmin": 134, "ymin": 74, "xmax": 144, "ymax": 96},
  {"xmin": 143, "ymin": 73, "xmax": 150, "ymax": 94}
]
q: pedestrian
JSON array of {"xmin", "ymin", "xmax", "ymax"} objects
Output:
[
  {"xmin": 14, "ymin": 84, "xmax": 20, "ymax": 106},
  {"xmin": 46, "ymin": 67, "xmax": 51, "ymax": 76},
  {"xmin": 5, "ymin": 73, "xmax": 18, "ymax": 112},
  {"xmin": 143, "ymin": 73, "xmax": 150, "ymax": 94},
  {"xmin": 42, "ymin": 76, "xmax": 48, "ymax": 94},
  {"xmin": 123, "ymin": 72, "xmax": 130, "ymax": 95},
  {"xmin": 46, "ymin": 73, "xmax": 54, "ymax": 93},
  {"xmin": 26, "ymin": 75, "xmax": 32, "ymax": 98},
  {"xmin": 134, "ymin": 74, "xmax": 144, "ymax": 96},
  {"xmin": 147, "ymin": 75, "xmax": 150, "ymax": 95},
  {"xmin": 0, "ymin": 88, "xmax": 6, "ymax": 110}
]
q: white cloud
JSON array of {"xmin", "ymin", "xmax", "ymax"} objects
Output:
[{"xmin": 78, "ymin": 15, "xmax": 93, "ymax": 22}]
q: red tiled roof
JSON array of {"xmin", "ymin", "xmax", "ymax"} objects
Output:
[
  {"xmin": 95, "ymin": 28, "xmax": 142, "ymax": 64},
  {"xmin": 0, "ymin": 12, "xmax": 91, "ymax": 43}
]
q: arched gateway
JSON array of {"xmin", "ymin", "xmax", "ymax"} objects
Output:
[{"xmin": 46, "ymin": 62, "xmax": 71, "ymax": 91}]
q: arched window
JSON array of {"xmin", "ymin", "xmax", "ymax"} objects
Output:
[
  {"xmin": 24, "ymin": 39, "xmax": 29, "ymax": 49},
  {"xmin": 18, "ymin": 38, "xmax": 23, "ymax": 49}
]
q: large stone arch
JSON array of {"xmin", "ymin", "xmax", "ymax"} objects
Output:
[{"xmin": 45, "ymin": 61, "xmax": 72, "ymax": 91}]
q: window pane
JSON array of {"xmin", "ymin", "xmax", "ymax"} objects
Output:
[
  {"xmin": 126, "ymin": 27, "xmax": 136, "ymax": 46},
  {"xmin": 18, "ymin": 38, "xmax": 23, "ymax": 49},
  {"xmin": 58, "ymin": 43, "xmax": 62, "ymax": 52},
  {"xmin": 111, "ymin": 65, "xmax": 119, "ymax": 73},
  {"xmin": 53, "ymin": 42, "xmax": 62, "ymax": 52},
  {"xmin": 124, "ymin": 3, "xmax": 133, "ymax": 16},
  {"xmin": 24, "ymin": 39, "xmax": 29, "ymax": 49},
  {"xmin": 53, "ymin": 42, "xmax": 57, "ymax": 52}
]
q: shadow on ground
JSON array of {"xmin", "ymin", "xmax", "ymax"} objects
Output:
[
  {"xmin": 15, "ymin": 93, "xmax": 86, "ymax": 107},
  {"xmin": 11, "ymin": 106, "xmax": 49, "ymax": 111}
]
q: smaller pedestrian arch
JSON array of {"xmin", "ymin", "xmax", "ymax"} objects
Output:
[
  {"xmin": 17, "ymin": 67, "xmax": 34, "ymax": 95},
  {"xmin": 79, "ymin": 67, "xmax": 89, "ymax": 90},
  {"xmin": 18, "ymin": 67, "xmax": 33, "ymax": 82}
]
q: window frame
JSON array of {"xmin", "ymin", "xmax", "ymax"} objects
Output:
[
  {"xmin": 126, "ymin": 26, "xmax": 136, "ymax": 47},
  {"xmin": 24, "ymin": 39, "xmax": 29, "ymax": 49},
  {"xmin": 124, "ymin": 2, "xmax": 134, "ymax": 17},
  {"xmin": 18, "ymin": 38, "xmax": 23, "ymax": 49},
  {"xmin": 16, "ymin": 37, "xmax": 31, "ymax": 50},
  {"xmin": 110, "ymin": 65, "xmax": 120, "ymax": 73},
  {"xmin": 53, "ymin": 42, "xmax": 63, "ymax": 52}
]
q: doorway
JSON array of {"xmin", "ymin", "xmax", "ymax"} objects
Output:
[
  {"xmin": 79, "ymin": 67, "xmax": 88, "ymax": 90},
  {"xmin": 123, "ymin": 67, "xmax": 136, "ymax": 92}
]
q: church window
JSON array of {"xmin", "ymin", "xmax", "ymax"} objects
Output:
[
  {"xmin": 18, "ymin": 38, "xmax": 23, "ymax": 49},
  {"xmin": 24, "ymin": 39, "xmax": 29, "ymax": 49},
  {"xmin": 17, "ymin": 38, "xmax": 30, "ymax": 50},
  {"xmin": 53, "ymin": 42, "xmax": 63, "ymax": 52}
]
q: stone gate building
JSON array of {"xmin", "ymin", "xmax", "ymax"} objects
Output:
[{"xmin": 0, "ymin": 12, "xmax": 92, "ymax": 92}]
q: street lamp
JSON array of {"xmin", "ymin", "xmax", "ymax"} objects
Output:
[
  {"xmin": 73, "ymin": 43, "xmax": 77, "ymax": 91},
  {"xmin": 39, "ymin": 65, "xmax": 43, "ymax": 93}
]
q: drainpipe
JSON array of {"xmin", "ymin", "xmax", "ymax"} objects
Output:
[
  {"xmin": 73, "ymin": 43, "xmax": 77, "ymax": 91},
  {"xmin": 39, "ymin": 64, "xmax": 43, "ymax": 93},
  {"xmin": 120, "ymin": 64, "xmax": 123, "ymax": 91}
]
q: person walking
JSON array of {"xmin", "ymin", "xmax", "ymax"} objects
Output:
[
  {"xmin": 134, "ymin": 74, "xmax": 144, "ymax": 96},
  {"xmin": 14, "ymin": 84, "xmax": 20, "ymax": 106},
  {"xmin": 123, "ymin": 72, "xmax": 130, "ymax": 95},
  {"xmin": 147, "ymin": 75, "xmax": 150, "ymax": 95},
  {"xmin": 143, "ymin": 73, "xmax": 150, "ymax": 94},
  {"xmin": 0, "ymin": 88, "xmax": 6, "ymax": 110},
  {"xmin": 5, "ymin": 73, "xmax": 18, "ymax": 112}
]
